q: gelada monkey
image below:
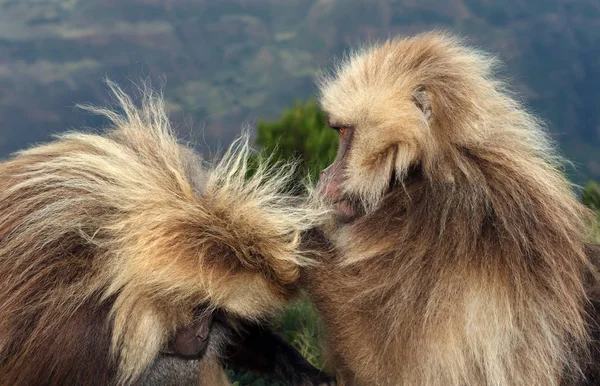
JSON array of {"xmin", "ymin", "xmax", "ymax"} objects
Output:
[
  {"xmin": 303, "ymin": 32, "xmax": 600, "ymax": 385},
  {"xmin": 0, "ymin": 81, "xmax": 334, "ymax": 386}
]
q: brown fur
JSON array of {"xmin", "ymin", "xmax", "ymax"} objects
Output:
[
  {"xmin": 0, "ymin": 81, "xmax": 326, "ymax": 385},
  {"xmin": 305, "ymin": 31, "xmax": 600, "ymax": 385}
]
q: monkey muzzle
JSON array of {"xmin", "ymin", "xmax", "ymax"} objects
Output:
[{"xmin": 163, "ymin": 311, "xmax": 214, "ymax": 358}]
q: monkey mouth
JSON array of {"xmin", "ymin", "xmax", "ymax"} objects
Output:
[
  {"xmin": 332, "ymin": 198, "xmax": 361, "ymax": 223},
  {"xmin": 334, "ymin": 200, "xmax": 354, "ymax": 216}
]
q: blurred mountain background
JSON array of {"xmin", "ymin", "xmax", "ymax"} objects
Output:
[{"xmin": 0, "ymin": 0, "xmax": 599, "ymax": 182}]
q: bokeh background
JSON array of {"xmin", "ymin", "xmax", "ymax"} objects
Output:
[{"xmin": 1, "ymin": 0, "xmax": 600, "ymax": 183}]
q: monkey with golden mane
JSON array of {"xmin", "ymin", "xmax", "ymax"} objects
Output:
[
  {"xmin": 302, "ymin": 32, "xmax": 600, "ymax": 385},
  {"xmin": 0, "ymin": 82, "xmax": 334, "ymax": 385}
]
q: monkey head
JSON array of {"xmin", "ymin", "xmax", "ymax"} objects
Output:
[{"xmin": 317, "ymin": 32, "xmax": 509, "ymax": 222}]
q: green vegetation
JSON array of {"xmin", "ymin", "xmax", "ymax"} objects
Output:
[
  {"xmin": 583, "ymin": 181, "xmax": 600, "ymax": 243},
  {"xmin": 255, "ymin": 99, "xmax": 338, "ymax": 185},
  {"xmin": 273, "ymin": 298, "xmax": 326, "ymax": 368},
  {"xmin": 583, "ymin": 181, "xmax": 600, "ymax": 212},
  {"xmin": 226, "ymin": 297, "xmax": 326, "ymax": 386},
  {"xmin": 226, "ymin": 297, "xmax": 327, "ymax": 385}
]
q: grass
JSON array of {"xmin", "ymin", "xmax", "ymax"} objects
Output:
[
  {"xmin": 227, "ymin": 295, "xmax": 326, "ymax": 385},
  {"xmin": 272, "ymin": 296, "xmax": 326, "ymax": 369}
]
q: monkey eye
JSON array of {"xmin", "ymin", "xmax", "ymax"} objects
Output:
[
  {"xmin": 334, "ymin": 126, "xmax": 352, "ymax": 138},
  {"xmin": 328, "ymin": 121, "xmax": 352, "ymax": 137}
]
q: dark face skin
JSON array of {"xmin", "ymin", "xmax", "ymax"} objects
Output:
[
  {"xmin": 162, "ymin": 307, "xmax": 215, "ymax": 358},
  {"xmin": 137, "ymin": 310, "xmax": 226, "ymax": 386},
  {"xmin": 320, "ymin": 121, "xmax": 359, "ymax": 222}
]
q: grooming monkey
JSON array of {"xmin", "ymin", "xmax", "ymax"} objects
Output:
[
  {"xmin": 302, "ymin": 32, "xmax": 600, "ymax": 385},
  {"xmin": 0, "ymin": 82, "xmax": 334, "ymax": 385}
]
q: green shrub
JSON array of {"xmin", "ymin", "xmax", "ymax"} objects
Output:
[
  {"xmin": 255, "ymin": 99, "xmax": 338, "ymax": 188},
  {"xmin": 583, "ymin": 181, "xmax": 600, "ymax": 243},
  {"xmin": 583, "ymin": 181, "xmax": 600, "ymax": 212}
]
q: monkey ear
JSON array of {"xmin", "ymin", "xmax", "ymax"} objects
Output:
[{"xmin": 412, "ymin": 85, "xmax": 432, "ymax": 121}]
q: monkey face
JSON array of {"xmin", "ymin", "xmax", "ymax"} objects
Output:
[
  {"xmin": 318, "ymin": 51, "xmax": 432, "ymax": 219},
  {"xmin": 319, "ymin": 125, "xmax": 361, "ymax": 223},
  {"xmin": 162, "ymin": 307, "xmax": 214, "ymax": 358}
]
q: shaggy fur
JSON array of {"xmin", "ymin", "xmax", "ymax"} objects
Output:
[
  {"xmin": 304, "ymin": 31, "xmax": 600, "ymax": 385},
  {"xmin": 0, "ymin": 81, "xmax": 327, "ymax": 385}
]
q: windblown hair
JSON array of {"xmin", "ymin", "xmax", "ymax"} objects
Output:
[
  {"xmin": 0, "ymin": 81, "xmax": 325, "ymax": 385},
  {"xmin": 306, "ymin": 31, "xmax": 600, "ymax": 385}
]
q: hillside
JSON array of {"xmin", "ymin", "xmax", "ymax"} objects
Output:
[{"xmin": 0, "ymin": 0, "xmax": 599, "ymax": 181}]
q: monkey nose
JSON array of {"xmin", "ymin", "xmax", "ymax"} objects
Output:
[{"xmin": 197, "ymin": 326, "xmax": 210, "ymax": 341}]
